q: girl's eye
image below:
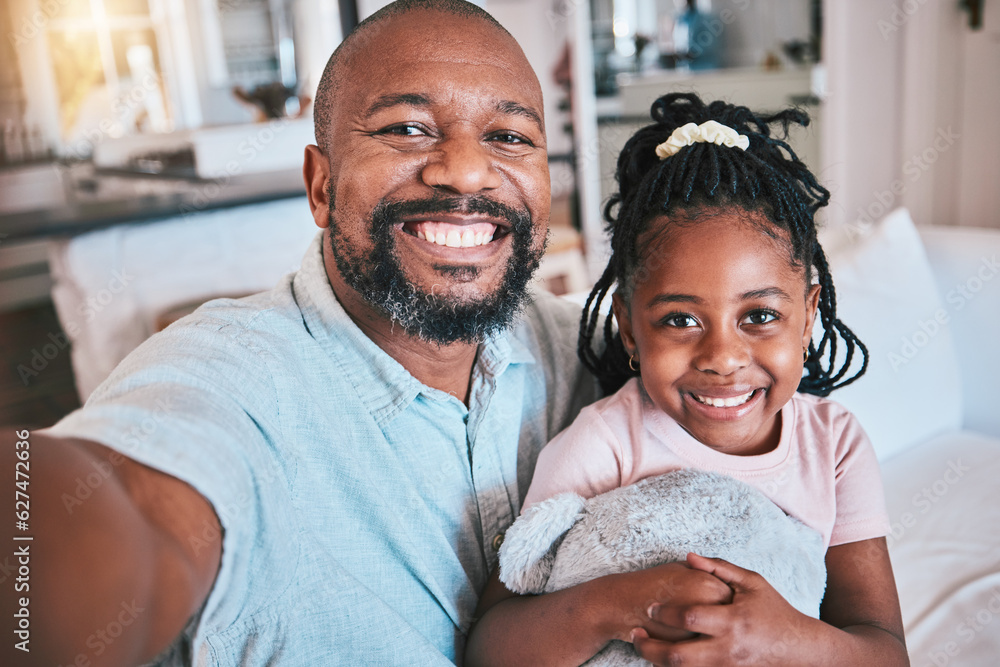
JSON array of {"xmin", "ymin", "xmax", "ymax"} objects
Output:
[
  {"xmin": 744, "ymin": 309, "xmax": 779, "ymax": 325},
  {"xmin": 662, "ymin": 313, "xmax": 698, "ymax": 328}
]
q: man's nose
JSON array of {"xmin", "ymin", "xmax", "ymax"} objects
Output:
[
  {"xmin": 421, "ymin": 134, "xmax": 502, "ymax": 194},
  {"xmin": 693, "ymin": 327, "xmax": 751, "ymax": 375}
]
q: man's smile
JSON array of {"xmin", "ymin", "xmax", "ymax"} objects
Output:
[
  {"xmin": 390, "ymin": 202, "xmax": 522, "ymax": 263},
  {"xmin": 325, "ymin": 189, "xmax": 542, "ymax": 345},
  {"xmin": 401, "ymin": 220, "xmax": 501, "ymax": 248}
]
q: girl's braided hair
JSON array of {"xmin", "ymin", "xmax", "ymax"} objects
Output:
[{"xmin": 579, "ymin": 92, "xmax": 867, "ymax": 397}]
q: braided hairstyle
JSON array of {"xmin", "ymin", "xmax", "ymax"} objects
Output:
[{"xmin": 579, "ymin": 93, "xmax": 867, "ymax": 397}]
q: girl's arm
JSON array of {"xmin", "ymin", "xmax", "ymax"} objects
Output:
[
  {"xmin": 465, "ymin": 562, "xmax": 733, "ymax": 667},
  {"xmin": 635, "ymin": 539, "xmax": 908, "ymax": 666}
]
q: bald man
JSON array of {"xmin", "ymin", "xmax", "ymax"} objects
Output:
[
  {"xmin": 9, "ymin": 3, "xmax": 592, "ymax": 664},
  {"xmin": 5, "ymin": 2, "xmax": 722, "ymax": 665}
]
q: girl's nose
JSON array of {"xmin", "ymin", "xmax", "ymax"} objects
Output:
[
  {"xmin": 421, "ymin": 134, "xmax": 502, "ymax": 194},
  {"xmin": 693, "ymin": 328, "xmax": 751, "ymax": 375}
]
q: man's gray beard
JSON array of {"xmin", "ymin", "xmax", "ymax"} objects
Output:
[{"xmin": 327, "ymin": 195, "xmax": 546, "ymax": 345}]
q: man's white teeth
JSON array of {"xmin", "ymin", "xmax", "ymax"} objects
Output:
[
  {"xmin": 693, "ymin": 391, "xmax": 755, "ymax": 408},
  {"xmin": 415, "ymin": 228, "xmax": 494, "ymax": 247}
]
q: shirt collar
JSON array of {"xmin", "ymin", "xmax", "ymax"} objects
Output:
[{"xmin": 292, "ymin": 232, "xmax": 536, "ymax": 424}]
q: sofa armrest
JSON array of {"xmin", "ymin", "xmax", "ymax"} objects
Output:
[{"xmin": 919, "ymin": 226, "xmax": 1000, "ymax": 438}]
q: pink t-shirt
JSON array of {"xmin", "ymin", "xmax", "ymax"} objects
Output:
[{"xmin": 523, "ymin": 378, "xmax": 890, "ymax": 549}]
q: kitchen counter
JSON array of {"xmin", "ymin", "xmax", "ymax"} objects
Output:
[{"xmin": 0, "ymin": 162, "xmax": 305, "ymax": 241}]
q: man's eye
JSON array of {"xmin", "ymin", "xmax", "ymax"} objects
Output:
[
  {"xmin": 377, "ymin": 124, "xmax": 427, "ymax": 136},
  {"xmin": 662, "ymin": 313, "xmax": 697, "ymax": 328},
  {"xmin": 489, "ymin": 132, "xmax": 530, "ymax": 145},
  {"xmin": 744, "ymin": 310, "xmax": 779, "ymax": 325}
]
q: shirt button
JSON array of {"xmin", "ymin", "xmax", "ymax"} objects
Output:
[{"xmin": 491, "ymin": 532, "xmax": 505, "ymax": 551}]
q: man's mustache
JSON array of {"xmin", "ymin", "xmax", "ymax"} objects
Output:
[{"xmin": 370, "ymin": 195, "xmax": 531, "ymax": 232}]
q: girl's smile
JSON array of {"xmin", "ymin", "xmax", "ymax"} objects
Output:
[
  {"xmin": 685, "ymin": 386, "xmax": 766, "ymax": 418},
  {"xmin": 613, "ymin": 210, "xmax": 821, "ymax": 456}
]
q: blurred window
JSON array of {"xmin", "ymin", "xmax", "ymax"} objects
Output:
[{"xmin": 46, "ymin": 0, "xmax": 170, "ymax": 145}]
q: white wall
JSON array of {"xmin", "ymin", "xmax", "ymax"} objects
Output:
[
  {"xmin": 821, "ymin": 0, "xmax": 903, "ymax": 231},
  {"xmin": 294, "ymin": 0, "xmax": 342, "ymax": 101},
  {"xmin": 954, "ymin": 0, "xmax": 1000, "ymax": 229},
  {"xmin": 824, "ymin": 0, "xmax": 1000, "ymax": 231}
]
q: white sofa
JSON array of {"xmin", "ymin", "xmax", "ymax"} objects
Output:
[
  {"xmin": 48, "ymin": 205, "xmax": 1000, "ymax": 664},
  {"xmin": 47, "ymin": 197, "xmax": 320, "ymax": 400},
  {"xmin": 820, "ymin": 208, "xmax": 1000, "ymax": 666}
]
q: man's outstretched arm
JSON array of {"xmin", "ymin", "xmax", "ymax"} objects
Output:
[{"xmin": 2, "ymin": 431, "xmax": 222, "ymax": 666}]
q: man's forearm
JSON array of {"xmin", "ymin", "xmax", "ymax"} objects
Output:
[{"xmin": 1, "ymin": 432, "xmax": 221, "ymax": 666}]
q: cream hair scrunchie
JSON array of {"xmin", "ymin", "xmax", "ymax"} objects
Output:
[{"xmin": 655, "ymin": 120, "xmax": 751, "ymax": 160}]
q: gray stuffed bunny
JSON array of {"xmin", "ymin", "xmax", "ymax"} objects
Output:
[{"xmin": 498, "ymin": 469, "xmax": 827, "ymax": 667}]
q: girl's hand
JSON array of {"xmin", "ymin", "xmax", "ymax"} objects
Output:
[
  {"xmin": 467, "ymin": 561, "xmax": 733, "ymax": 667},
  {"xmin": 632, "ymin": 553, "xmax": 818, "ymax": 666},
  {"xmin": 635, "ymin": 540, "xmax": 909, "ymax": 667},
  {"xmin": 610, "ymin": 559, "xmax": 734, "ymax": 643}
]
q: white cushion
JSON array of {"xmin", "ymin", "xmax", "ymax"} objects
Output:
[
  {"xmin": 918, "ymin": 226, "xmax": 1000, "ymax": 438},
  {"xmin": 48, "ymin": 197, "xmax": 318, "ymax": 401},
  {"xmin": 818, "ymin": 208, "xmax": 963, "ymax": 461},
  {"xmin": 881, "ymin": 431, "xmax": 1000, "ymax": 665}
]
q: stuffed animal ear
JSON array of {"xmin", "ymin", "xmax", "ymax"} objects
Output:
[{"xmin": 498, "ymin": 493, "xmax": 586, "ymax": 595}]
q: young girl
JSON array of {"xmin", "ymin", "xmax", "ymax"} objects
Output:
[{"xmin": 466, "ymin": 93, "xmax": 907, "ymax": 666}]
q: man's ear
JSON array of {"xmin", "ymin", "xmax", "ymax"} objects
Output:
[
  {"xmin": 802, "ymin": 283, "xmax": 822, "ymax": 350},
  {"xmin": 611, "ymin": 292, "xmax": 636, "ymax": 357},
  {"xmin": 303, "ymin": 145, "xmax": 331, "ymax": 229}
]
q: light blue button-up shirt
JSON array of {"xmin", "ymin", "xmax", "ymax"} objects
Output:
[{"xmin": 50, "ymin": 232, "xmax": 599, "ymax": 665}]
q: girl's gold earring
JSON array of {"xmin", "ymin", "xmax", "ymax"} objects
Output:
[
  {"xmin": 803, "ymin": 349, "xmax": 810, "ymax": 363},
  {"xmin": 628, "ymin": 354, "xmax": 640, "ymax": 372}
]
